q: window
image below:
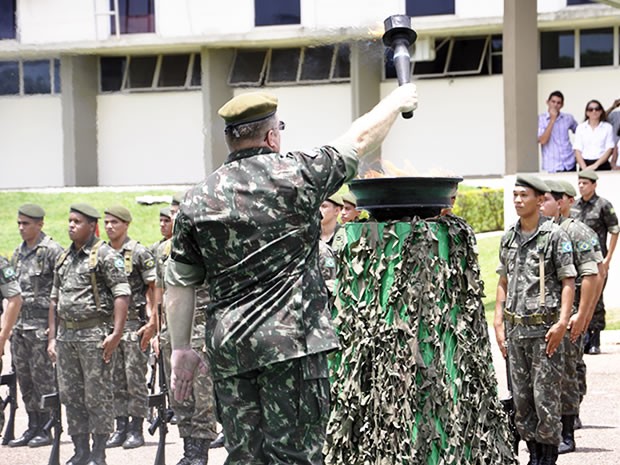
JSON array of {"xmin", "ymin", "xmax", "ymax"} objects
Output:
[
  {"xmin": 228, "ymin": 45, "xmax": 350, "ymax": 87},
  {"xmin": 580, "ymin": 28, "xmax": 613, "ymax": 68},
  {"xmin": 255, "ymin": 0, "xmax": 300, "ymax": 26},
  {"xmin": 0, "ymin": 0, "xmax": 16, "ymax": 40},
  {"xmin": 541, "ymin": 31, "xmax": 575, "ymax": 69},
  {"xmin": 388, "ymin": 36, "xmax": 499, "ymax": 79},
  {"xmin": 99, "ymin": 54, "xmax": 201, "ymax": 92},
  {"xmin": 406, "ymin": 0, "xmax": 455, "ymax": 17},
  {"xmin": 0, "ymin": 59, "xmax": 61, "ymax": 96},
  {"xmin": 567, "ymin": 0, "xmax": 592, "ymax": 5},
  {"xmin": 112, "ymin": 0, "xmax": 155, "ymax": 35}
]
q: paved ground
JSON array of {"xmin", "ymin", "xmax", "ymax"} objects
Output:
[{"xmin": 2, "ymin": 330, "xmax": 619, "ymax": 465}]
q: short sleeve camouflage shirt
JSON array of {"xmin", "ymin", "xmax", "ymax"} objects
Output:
[
  {"xmin": 0, "ymin": 256, "xmax": 21, "ymax": 301},
  {"xmin": 570, "ymin": 193, "xmax": 620, "ymax": 256}
]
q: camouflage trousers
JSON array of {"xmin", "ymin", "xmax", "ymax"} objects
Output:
[
  {"xmin": 57, "ymin": 338, "xmax": 114, "ymax": 435},
  {"xmin": 111, "ymin": 322, "xmax": 149, "ymax": 418},
  {"xmin": 214, "ymin": 353, "xmax": 330, "ymax": 465},
  {"xmin": 561, "ymin": 334, "xmax": 583, "ymax": 415},
  {"xmin": 507, "ymin": 335, "xmax": 564, "ymax": 446},
  {"xmin": 11, "ymin": 328, "xmax": 56, "ymax": 412},
  {"xmin": 161, "ymin": 329, "xmax": 217, "ymax": 440}
]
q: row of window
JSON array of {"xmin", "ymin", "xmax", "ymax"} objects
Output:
[
  {"xmin": 0, "ymin": 59, "xmax": 60, "ymax": 96},
  {"xmin": 100, "ymin": 53, "xmax": 201, "ymax": 92},
  {"xmin": 541, "ymin": 28, "xmax": 619, "ymax": 70}
]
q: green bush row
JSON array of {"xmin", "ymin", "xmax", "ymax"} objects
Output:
[{"xmin": 453, "ymin": 188, "xmax": 504, "ymax": 233}]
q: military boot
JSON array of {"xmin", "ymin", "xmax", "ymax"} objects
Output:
[
  {"xmin": 105, "ymin": 416, "xmax": 128, "ymax": 448},
  {"xmin": 187, "ymin": 437, "xmax": 210, "ymax": 465},
  {"xmin": 175, "ymin": 437, "xmax": 193, "ymax": 465},
  {"xmin": 526, "ymin": 440, "xmax": 541, "ymax": 465},
  {"xmin": 209, "ymin": 431, "xmax": 225, "ymax": 449},
  {"xmin": 8, "ymin": 411, "xmax": 39, "ymax": 447},
  {"xmin": 558, "ymin": 415, "xmax": 576, "ymax": 454},
  {"xmin": 539, "ymin": 443, "xmax": 559, "ymax": 465},
  {"xmin": 86, "ymin": 434, "xmax": 109, "ymax": 465},
  {"xmin": 28, "ymin": 411, "xmax": 52, "ymax": 447},
  {"xmin": 66, "ymin": 434, "xmax": 90, "ymax": 465},
  {"xmin": 122, "ymin": 416, "xmax": 145, "ymax": 449}
]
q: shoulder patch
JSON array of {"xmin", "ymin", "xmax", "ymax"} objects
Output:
[
  {"xmin": 114, "ymin": 256, "xmax": 125, "ymax": 270},
  {"xmin": 144, "ymin": 258, "xmax": 155, "ymax": 269},
  {"xmin": 324, "ymin": 257, "xmax": 336, "ymax": 268},
  {"xmin": 577, "ymin": 240, "xmax": 591, "ymax": 252},
  {"xmin": 2, "ymin": 266, "xmax": 15, "ymax": 279},
  {"xmin": 561, "ymin": 241, "xmax": 573, "ymax": 253}
]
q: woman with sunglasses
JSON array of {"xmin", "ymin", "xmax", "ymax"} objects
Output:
[{"xmin": 574, "ymin": 99, "xmax": 615, "ymax": 171}]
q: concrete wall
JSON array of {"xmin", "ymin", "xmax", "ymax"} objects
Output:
[
  {"xmin": 96, "ymin": 91, "xmax": 204, "ymax": 186},
  {"xmin": 0, "ymin": 96, "xmax": 64, "ymax": 188}
]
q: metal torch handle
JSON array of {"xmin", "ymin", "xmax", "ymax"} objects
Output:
[{"xmin": 393, "ymin": 40, "xmax": 413, "ymax": 119}]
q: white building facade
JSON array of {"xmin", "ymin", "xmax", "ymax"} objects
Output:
[{"xmin": 0, "ymin": 0, "xmax": 619, "ymax": 188}]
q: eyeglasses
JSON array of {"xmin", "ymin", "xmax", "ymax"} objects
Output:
[
  {"xmin": 276, "ymin": 121, "xmax": 285, "ymax": 131},
  {"xmin": 587, "ymin": 107, "xmax": 602, "ymax": 112}
]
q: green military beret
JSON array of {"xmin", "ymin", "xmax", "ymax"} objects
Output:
[
  {"xmin": 544, "ymin": 179, "xmax": 563, "ymax": 194},
  {"xmin": 18, "ymin": 203, "xmax": 45, "ymax": 219},
  {"xmin": 104, "ymin": 205, "xmax": 132, "ymax": 223},
  {"xmin": 171, "ymin": 192, "xmax": 184, "ymax": 206},
  {"xmin": 327, "ymin": 193, "xmax": 344, "ymax": 207},
  {"xmin": 341, "ymin": 191, "xmax": 357, "ymax": 207},
  {"xmin": 70, "ymin": 203, "xmax": 100, "ymax": 220},
  {"xmin": 556, "ymin": 180, "xmax": 577, "ymax": 198},
  {"xmin": 578, "ymin": 170, "xmax": 598, "ymax": 182},
  {"xmin": 515, "ymin": 174, "xmax": 549, "ymax": 194},
  {"xmin": 218, "ymin": 92, "xmax": 278, "ymax": 128},
  {"xmin": 160, "ymin": 207, "xmax": 172, "ymax": 218}
]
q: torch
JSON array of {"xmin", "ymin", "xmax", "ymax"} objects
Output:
[{"xmin": 382, "ymin": 15, "xmax": 417, "ymax": 119}]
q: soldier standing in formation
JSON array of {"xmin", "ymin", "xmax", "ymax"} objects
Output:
[
  {"xmin": 103, "ymin": 206, "xmax": 157, "ymax": 450},
  {"xmin": 494, "ymin": 175, "xmax": 576, "ymax": 465},
  {"xmin": 570, "ymin": 171, "xmax": 619, "ymax": 354},
  {"xmin": 8, "ymin": 204, "xmax": 63, "ymax": 448},
  {"xmin": 153, "ymin": 201, "xmax": 218, "ymax": 465},
  {"xmin": 165, "ymin": 85, "xmax": 418, "ymax": 465},
  {"xmin": 0, "ymin": 256, "xmax": 23, "ymax": 435},
  {"xmin": 541, "ymin": 180, "xmax": 602, "ymax": 454},
  {"xmin": 47, "ymin": 204, "xmax": 130, "ymax": 465}
]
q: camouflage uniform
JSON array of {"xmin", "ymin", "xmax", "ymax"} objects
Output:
[
  {"xmin": 497, "ymin": 217, "xmax": 576, "ymax": 446},
  {"xmin": 9, "ymin": 233, "xmax": 63, "ymax": 441},
  {"xmin": 155, "ymin": 239, "xmax": 218, "ymax": 441},
  {"xmin": 318, "ymin": 239, "xmax": 337, "ymax": 298},
  {"xmin": 52, "ymin": 236, "xmax": 130, "ymax": 436},
  {"xmin": 554, "ymin": 217, "xmax": 600, "ymax": 416},
  {"xmin": 167, "ymin": 143, "xmax": 358, "ymax": 465},
  {"xmin": 110, "ymin": 238, "xmax": 156, "ymax": 421},
  {"xmin": 570, "ymin": 193, "xmax": 620, "ymax": 335},
  {"xmin": 0, "ymin": 256, "xmax": 22, "ymax": 433}
]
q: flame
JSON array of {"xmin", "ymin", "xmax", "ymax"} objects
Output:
[
  {"xmin": 367, "ymin": 21, "xmax": 385, "ymax": 39},
  {"xmin": 361, "ymin": 160, "xmax": 457, "ymax": 179}
]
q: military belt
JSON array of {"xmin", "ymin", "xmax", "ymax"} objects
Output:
[
  {"xmin": 59, "ymin": 316, "xmax": 109, "ymax": 330},
  {"xmin": 503, "ymin": 310, "xmax": 559, "ymax": 326},
  {"xmin": 21, "ymin": 308, "xmax": 49, "ymax": 320}
]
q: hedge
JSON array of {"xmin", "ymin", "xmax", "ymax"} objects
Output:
[{"xmin": 453, "ymin": 188, "xmax": 503, "ymax": 233}]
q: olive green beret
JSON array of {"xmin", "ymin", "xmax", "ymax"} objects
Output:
[
  {"xmin": 544, "ymin": 179, "xmax": 563, "ymax": 194},
  {"xmin": 18, "ymin": 203, "xmax": 45, "ymax": 219},
  {"xmin": 578, "ymin": 170, "xmax": 598, "ymax": 182},
  {"xmin": 556, "ymin": 180, "xmax": 577, "ymax": 198},
  {"xmin": 70, "ymin": 203, "xmax": 100, "ymax": 220},
  {"xmin": 327, "ymin": 193, "xmax": 344, "ymax": 207},
  {"xmin": 104, "ymin": 205, "xmax": 132, "ymax": 223},
  {"xmin": 160, "ymin": 207, "xmax": 172, "ymax": 218},
  {"xmin": 218, "ymin": 92, "xmax": 278, "ymax": 128},
  {"xmin": 515, "ymin": 174, "xmax": 549, "ymax": 194},
  {"xmin": 341, "ymin": 191, "xmax": 357, "ymax": 207},
  {"xmin": 171, "ymin": 192, "xmax": 184, "ymax": 206}
]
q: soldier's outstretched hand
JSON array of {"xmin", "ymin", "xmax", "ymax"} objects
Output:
[{"xmin": 170, "ymin": 347, "xmax": 208, "ymax": 401}]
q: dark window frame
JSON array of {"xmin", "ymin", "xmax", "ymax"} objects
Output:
[
  {"xmin": 0, "ymin": 0, "xmax": 16, "ymax": 40},
  {"xmin": 254, "ymin": 0, "xmax": 301, "ymax": 26},
  {"xmin": 111, "ymin": 0, "xmax": 156, "ymax": 35},
  {"xmin": 406, "ymin": 0, "xmax": 455, "ymax": 17}
]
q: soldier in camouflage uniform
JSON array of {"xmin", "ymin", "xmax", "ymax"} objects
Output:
[
  {"xmin": 150, "ymin": 207, "xmax": 173, "ymax": 255},
  {"xmin": 320, "ymin": 193, "xmax": 344, "ymax": 249},
  {"xmin": 47, "ymin": 204, "xmax": 130, "ymax": 465},
  {"xmin": 570, "ymin": 170, "xmax": 619, "ymax": 355},
  {"xmin": 542, "ymin": 180, "xmax": 602, "ymax": 454},
  {"xmin": 8, "ymin": 204, "xmax": 63, "ymax": 448},
  {"xmin": 0, "ymin": 257, "xmax": 23, "ymax": 435},
  {"xmin": 103, "ymin": 206, "xmax": 157, "ymax": 450},
  {"xmin": 494, "ymin": 175, "xmax": 576, "ymax": 465},
  {"xmin": 164, "ymin": 87, "xmax": 418, "ymax": 465},
  {"xmin": 154, "ymin": 203, "xmax": 218, "ymax": 465}
]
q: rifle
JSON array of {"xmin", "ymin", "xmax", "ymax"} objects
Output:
[
  {"xmin": 148, "ymin": 303, "xmax": 174, "ymax": 465},
  {"xmin": 41, "ymin": 392, "xmax": 63, "ymax": 465},
  {"xmin": 1, "ymin": 364, "xmax": 18, "ymax": 445},
  {"xmin": 500, "ymin": 358, "xmax": 520, "ymax": 454},
  {"xmin": 146, "ymin": 350, "xmax": 157, "ymax": 423}
]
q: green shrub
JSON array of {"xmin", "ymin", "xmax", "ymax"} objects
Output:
[{"xmin": 453, "ymin": 188, "xmax": 503, "ymax": 233}]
